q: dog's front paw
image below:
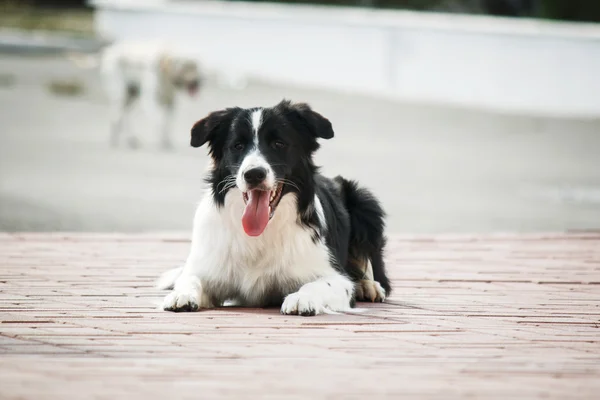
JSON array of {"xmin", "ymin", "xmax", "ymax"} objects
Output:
[
  {"xmin": 162, "ymin": 290, "xmax": 200, "ymax": 312},
  {"xmin": 281, "ymin": 291, "xmax": 324, "ymax": 316},
  {"xmin": 355, "ymin": 279, "xmax": 386, "ymax": 303}
]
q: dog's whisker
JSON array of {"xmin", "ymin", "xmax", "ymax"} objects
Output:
[
  {"xmin": 218, "ymin": 180, "xmax": 238, "ymax": 194},
  {"xmin": 216, "ymin": 179, "xmax": 234, "ymax": 191},
  {"xmin": 216, "ymin": 175, "xmax": 237, "ymax": 192},
  {"xmin": 276, "ymin": 179, "xmax": 300, "ymax": 192},
  {"xmin": 217, "ymin": 181, "xmax": 236, "ymax": 192}
]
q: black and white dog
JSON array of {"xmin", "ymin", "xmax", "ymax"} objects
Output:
[{"xmin": 157, "ymin": 100, "xmax": 391, "ymax": 316}]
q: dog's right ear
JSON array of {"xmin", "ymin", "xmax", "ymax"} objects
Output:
[
  {"xmin": 191, "ymin": 109, "xmax": 228, "ymax": 148},
  {"xmin": 191, "ymin": 108, "xmax": 239, "ymax": 157},
  {"xmin": 190, "ymin": 116, "xmax": 212, "ymax": 148}
]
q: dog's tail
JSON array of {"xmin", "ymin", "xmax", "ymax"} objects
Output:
[
  {"xmin": 155, "ymin": 266, "xmax": 184, "ymax": 290},
  {"xmin": 334, "ymin": 176, "xmax": 391, "ymax": 295}
]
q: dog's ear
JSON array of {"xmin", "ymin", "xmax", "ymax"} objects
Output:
[
  {"xmin": 190, "ymin": 112, "xmax": 221, "ymax": 148},
  {"xmin": 191, "ymin": 108, "xmax": 240, "ymax": 157},
  {"xmin": 277, "ymin": 99, "xmax": 334, "ymax": 140}
]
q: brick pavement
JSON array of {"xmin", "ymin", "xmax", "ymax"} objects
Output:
[{"xmin": 0, "ymin": 232, "xmax": 599, "ymax": 399}]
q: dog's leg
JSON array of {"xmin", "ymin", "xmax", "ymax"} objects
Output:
[
  {"xmin": 158, "ymin": 103, "xmax": 175, "ymax": 151},
  {"xmin": 161, "ymin": 197, "xmax": 222, "ymax": 312},
  {"xmin": 108, "ymin": 83, "xmax": 140, "ymax": 149},
  {"xmin": 354, "ymin": 259, "xmax": 386, "ymax": 303},
  {"xmin": 110, "ymin": 103, "xmax": 131, "ymax": 148},
  {"xmin": 109, "ymin": 110, "xmax": 124, "ymax": 148},
  {"xmin": 138, "ymin": 65, "xmax": 165, "ymax": 149},
  {"xmin": 123, "ymin": 84, "xmax": 143, "ymax": 149},
  {"xmin": 102, "ymin": 57, "xmax": 137, "ymax": 149},
  {"xmin": 105, "ymin": 83, "xmax": 126, "ymax": 148},
  {"xmin": 281, "ymin": 274, "xmax": 354, "ymax": 316},
  {"xmin": 161, "ymin": 268, "xmax": 213, "ymax": 312},
  {"xmin": 355, "ymin": 279, "xmax": 386, "ymax": 303}
]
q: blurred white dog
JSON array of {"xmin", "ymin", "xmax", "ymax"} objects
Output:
[{"xmin": 99, "ymin": 41, "xmax": 202, "ymax": 150}]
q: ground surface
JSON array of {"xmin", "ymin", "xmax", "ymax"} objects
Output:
[
  {"xmin": 1, "ymin": 55, "xmax": 600, "ymax": 233},
  {"xmin": 0, "ymin": 232, "xmax": 599, "ymax": 399}
]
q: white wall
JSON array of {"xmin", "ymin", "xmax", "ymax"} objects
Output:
[{"xmin": 90, "ymin": 0, "xmax": 600, "ymax": 117}]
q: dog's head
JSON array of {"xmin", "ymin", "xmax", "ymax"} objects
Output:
[
  {"xmin": 160, "ymin": 55, "xmax": 201, "ymax": 96},
  {"xmin": 191, "ymin": 99, "xmax": 334, "ymax": 237}
]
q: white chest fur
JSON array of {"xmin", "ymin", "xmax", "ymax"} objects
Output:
[{"xmin": 185, "ymin": 189, "xmax": 335, "ymax": 306}]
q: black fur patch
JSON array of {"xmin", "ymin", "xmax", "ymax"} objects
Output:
[{"xmin": 190, "ymin": 99, "xmax": 391, "ymax": 303}]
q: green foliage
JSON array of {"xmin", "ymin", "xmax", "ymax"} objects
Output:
[
  {"xmin": 0, "ymin": 1, "xmax": 94, "ymax": 36},
  {"xmin": 47, "ymin": 79, "xmax": 85, "ymax": 97},
  {"xmin": 247, "ymin": 0, "xmax": 600, "ymax": 22},
  {"xmin": 538, "ymin": 0, "xmax": 600, "ymax": 22}
]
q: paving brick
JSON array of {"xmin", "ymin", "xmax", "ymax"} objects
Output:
[{"xmin": 0, "ymin": 233, "xmax": 599, "ymax": 399}]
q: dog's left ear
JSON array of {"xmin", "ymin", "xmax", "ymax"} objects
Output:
[
  {"xmin": 278, "ymin": 100, "xmax": 334, "ymax": 140},
  {"xmin": 191, "ymin": 108, "xmax": 240, "ymax": 158}
]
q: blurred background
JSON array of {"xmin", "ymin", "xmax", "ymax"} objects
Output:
[{"xmin": 0, "ymin": 0, "xmax": 599, "ymax": 233}]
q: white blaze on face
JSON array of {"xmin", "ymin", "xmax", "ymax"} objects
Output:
[
  {"xmin": 235, "ymin": 108, "xmax": 275, "ymax": 192},
  {"xmin": 235, "ymin": 108, "xmax": 278, "ymax": 237},
  {"xmin": 251, "ymin": 108, "xmax": 262, "ymax": 146}
]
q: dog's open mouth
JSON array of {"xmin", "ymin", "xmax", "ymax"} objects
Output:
[{"xmin": 241, "ymin": 183, "xmax": 284, "ymax": 237}]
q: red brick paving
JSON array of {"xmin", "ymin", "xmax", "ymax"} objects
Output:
[{"xmin": 0, "ymin": 232, "xmax": 599, "ymax": 399}]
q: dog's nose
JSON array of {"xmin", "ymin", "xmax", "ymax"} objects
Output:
[{"xmin": 244, "ymin": 168, "xmax": 267, "ymax": 185}]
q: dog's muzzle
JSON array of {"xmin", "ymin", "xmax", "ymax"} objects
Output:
[{"xmin": 186, "ymin": 80, "xmax": 199, "ymax": 96}]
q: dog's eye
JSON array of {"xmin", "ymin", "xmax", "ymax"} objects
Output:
[
  {"xmin": 273, "ymin": 140, "xmax": 286, "ymax": 149},
  {"xmin": 233, "ymin": 142, "xmax": 244, "ymax": 151}
]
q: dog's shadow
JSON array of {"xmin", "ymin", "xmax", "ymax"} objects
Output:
[{"xmin": 173, "ymin": 300, "xmax": 423, "ymax": 318}]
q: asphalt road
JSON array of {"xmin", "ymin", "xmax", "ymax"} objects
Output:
[{"xmin": 1, "ymin": 55, "xmax": 599, "ymax": 233}]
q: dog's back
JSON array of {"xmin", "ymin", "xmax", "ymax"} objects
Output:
[{"xmin": 100, "ymin": 41, "xmax": 164, "ymax": 97}]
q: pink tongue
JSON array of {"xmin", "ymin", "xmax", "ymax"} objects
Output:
[{"xmin": 242, "ymin": 190, "xmax": 271, "ymax": 236}]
